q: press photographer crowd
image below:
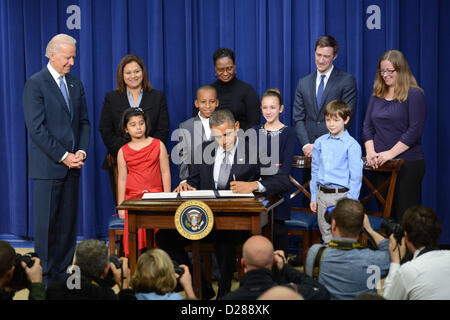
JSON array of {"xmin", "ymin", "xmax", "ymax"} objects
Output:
[{"xmin": 1, "ymin": 201, "xmax": 449, "ymax": 301}]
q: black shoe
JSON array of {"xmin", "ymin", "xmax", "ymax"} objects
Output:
[{"xmin": 202, "ymin": 282, "xmax": 216, "ymax": 300}]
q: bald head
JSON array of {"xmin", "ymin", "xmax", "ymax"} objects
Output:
[
  {"xmin": 258, "ymin": 286, "xmax": 304, "ymax": 300},
  {"xmin": 242, "ymin": 235, "xmax": 274, "ymax": 271}
]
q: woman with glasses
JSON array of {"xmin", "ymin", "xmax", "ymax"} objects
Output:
[
  {"xmin": 362, "ymin": 50, "xmax": 426, "ymax": 222},
  {"xmin": 99, "ymin": 54, "xmax": 170, "ymax": 202},
  {"xmin": 210, "ymin": 48, "xmax": 260, "ymax": 130}
]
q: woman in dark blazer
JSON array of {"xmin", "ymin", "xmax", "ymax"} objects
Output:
[{"xmin": 100, "ymin": 54, "xmax": 170, "ymax": 200}]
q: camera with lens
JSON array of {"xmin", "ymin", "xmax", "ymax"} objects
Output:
[
  {"xmin": 104, "ymin": 254, "xmax": 123, "ymax": 287},
  {"xmin": 9, "ymin": 253, "xmax": 38, "ymax": 291},
  {"xmin": 380, "ymin": 217, "xmax": 403, "ymax": 244},
  {"xmin": 324, "ymin": 206, "xmax": 335, "ymax": 224},
  {"xmin": 172, "ymin": 260, "xmax": 184, "ymax": 278}
]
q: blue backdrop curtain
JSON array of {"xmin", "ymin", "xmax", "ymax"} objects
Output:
[{"xmin": 0, "ymin": 0, "xmax": 449, "ymax": 244}]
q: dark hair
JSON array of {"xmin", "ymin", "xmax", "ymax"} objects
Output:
[
  {"xmin": 213, "ymin": 48, "xmax": 235, "ymax": 64},
  {"xmin": 262, "ymin": 88, "xmax": 283, "ymax": 106},
  {"xmin": 75, "ymin": 239, "xmax": 109, "ymax": 278},
  {"xmin": 402, "ymin": 206, "xmax": 442, "ymax": 250},
  {"xmin": 116, "ymin": 54, "xmax": 152, "ymax": 95},
  {"xmin": 196, "ymin": 84, "xmax": 217, "ymax": 98},
  {"xmin": 209, "ymin": 109, "xmax": 236, "ymax": 127},
  {"xmin": 324, "ymin": 100, "xmax": 352, "ymax": 121},
  {"xmin": 332, "ymin": 198, "xmax": 365, "ymax": 238},
  {"xmin": 0, "ymin": 241, "xmax": 15, "ymax": 277},
  {"xmin": 315, "ymin": 35, "xmax": 339, "ymax": 55},
  {"xmin": 119, "ymin": 108, "xmax": 151, "ymax": 143}
]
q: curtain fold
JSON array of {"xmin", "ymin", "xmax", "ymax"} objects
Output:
[{"xmin": 0, "ymin": 0, "xmax": 448, "ymax": 243}]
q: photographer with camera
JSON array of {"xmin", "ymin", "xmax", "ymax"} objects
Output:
[
  {"xmin": 383, "ymin": 206, "xmax": 450, "ymax": 299},
  {"xmin": 0, "ymin": 241, "xmax": 45, "ymax": 300},
  {"xmin": 46, "ymin": 239, "xmax": 135, "ymax": 300},
  {"xmin": 130, "ymin": 248, "xmax": 196, "ymax": 300},
  {"xmin": 221, "ymin": 235, "xmax": 330, "ymax": 300},
  {"xmin": 305, "ymin": 198, "xmax": 390, "ymax": 299}
]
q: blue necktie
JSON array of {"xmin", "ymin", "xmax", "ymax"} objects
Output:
[
  {"xmin": 316, "ymin": 74, "xmax": 326, "ymax": 110},
  {"xmin": 59, "ymin": 76, "xmax": 70, "ymax": 111}
]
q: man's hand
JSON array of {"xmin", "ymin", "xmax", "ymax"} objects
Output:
[
  {"xmin": 229, "ymin": 181, "xmax": 258, "ymax": 194},
  {"xmin": 62, "ymin": 152, "xmax": 85, "ymax": 169},
  {"xmin": 21, "ymin": 257, "xmax": 43, "ymax": 284},
  {"xmin": 310, "ymin": 201, "xmax": 317, "ymax": 213},
  {"xmin": 302, "ymin": 144, "xmax": 314, "ymax": 157},
  {"xmin": 110, "ymin": 257, "xmax": 131, "ymax": 289},
  {"xmin": 389, "ymin": 235, "xmax": 406, "ymax": 264},
  {"xmin": 174, "ymin": 182, "xmax": 196, "ymax": 193},
  {"xmin": 273, "ymin": 250, "xmax": 286, "ymax": 271}
]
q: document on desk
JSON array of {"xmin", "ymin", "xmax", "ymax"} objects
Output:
[
  {"xmin": 142, "ymin": 192, "xmax": 179, "ymax": 200},
  {"xmin": 217, "ymin": 190, "xmax": 254, "ymax": 198},
  {"xmin": 179, "ymin": 190, "xmax": 216, "ymax": 199}
]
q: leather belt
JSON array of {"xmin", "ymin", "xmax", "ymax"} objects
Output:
[{"xmin": 319, "ymin": 186, "xmax": 349, "ymax": 194}]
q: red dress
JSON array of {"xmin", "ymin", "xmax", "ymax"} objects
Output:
[{"xmin": 122, "ymin": 138, "xmax": 162, "ymax": 257}]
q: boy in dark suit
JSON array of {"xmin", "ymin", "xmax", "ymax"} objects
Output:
[{"xmin": 175, "ymin": 85, "xmax": 218, "ymax": 182}]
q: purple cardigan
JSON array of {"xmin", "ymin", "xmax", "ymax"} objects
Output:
[{"xmin": 362, "ymin": 87, "xmax": 426, "ymax": 161}]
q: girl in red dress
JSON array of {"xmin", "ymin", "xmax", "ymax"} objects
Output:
[{"xmin": 117, "ymin": 108, "xmax": 171, "ymax": 257}]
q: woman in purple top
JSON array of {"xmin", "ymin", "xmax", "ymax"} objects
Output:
[{"xmin": 363, "ymin": 50, "xmax": 426, "ymax": 222}]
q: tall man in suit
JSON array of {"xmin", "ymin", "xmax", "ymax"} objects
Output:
[
  {"xmin": 174, "ymin": 85, "xmax": 218, "ymax": 182},
  {"xmin": 158, "ymin": 109, "xmax": 291, "ymax": 298},
  {"xmin": 23, "ymin": 34, "xmax": 91, "ymax": 285},
  {"xmin": 292, "ymin": 35, "xmax": 357, "ymax": 157}
]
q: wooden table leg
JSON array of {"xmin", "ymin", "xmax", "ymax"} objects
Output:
[
  {"xmin": 128, "ymin": 213, "xmax": 137, "ymax": 274},
  {"xmin": 191, "ymin": 240, "xmax": 202, "ymax": 299}
]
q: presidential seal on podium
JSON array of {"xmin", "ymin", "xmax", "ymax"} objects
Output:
[{"xmin": 174, "ymin": 200, "xmax": 214, "ymax": 240}]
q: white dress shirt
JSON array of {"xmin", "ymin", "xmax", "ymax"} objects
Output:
[
  {"xmin": 383, "ymin": 248, "xmax": 450, "ymax": 300},
  {"xmin": 315, "ymin": 64, "xmax": 334, "ymax": 95},
  {"xmin": 213, "ymin": 138, "xmax": 265, "ymax": 192},
  {"xmin": 47, "ymin": 62, "xmax": 86, "ymax": 162},
  {"xmin": 198, "ymin": 112, "xmax": 211, "ymax": 140}
]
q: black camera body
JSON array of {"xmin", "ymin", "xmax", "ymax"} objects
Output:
[
  {"xmin": 172, "ymin": 260, "xmax": 184, "ymax": 278},
  {"xmin": 9, "ymin": 253, "xmax": 37, "ymax": 290},
  {"xmin": 380, "ymin": 217, "xmax": 403, "ymax": 243},
  {"xmin": 104, "ymin": 254, "xmax": 123, "ymax": 287}
]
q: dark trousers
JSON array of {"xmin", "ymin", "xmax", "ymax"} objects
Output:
[
  {"xmin": 373, "ymin": 159, "xmax": 426, "ymax": 223},
  {"xmin": 33, "ymin": 170, "xmax": 80, "ymax": 285},
  {"xmin": 156, "ymin": 229, "xmax": 246, "ymax": 298}
]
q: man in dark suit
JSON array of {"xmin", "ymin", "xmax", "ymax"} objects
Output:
[
  {"xmin": 158, "ymin": 109, "xmax": 290, "ymax": 299},
  {"xmin": 175, "ymin": 85, "xmax": 218, "ymax": 182},
  {"xmin": 22, "ymin": 34, "xmax": 91, "ymax": 285},
  {"xmin": 292, "ymin": 35, "xmax": 357, "ymax": 157}
]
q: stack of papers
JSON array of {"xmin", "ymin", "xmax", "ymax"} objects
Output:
[
  {"xmin": 179, "ymin": 190, "xmax": 216, "ymax": 198},
  {"xmin": 142, "ymin": 192, "xmax": 178, "ymax": 200},
  {"xmin": 217, "ymin": 190, "xmax": 254, "ymax": 198}
]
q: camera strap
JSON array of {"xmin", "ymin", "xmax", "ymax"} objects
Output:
[
  {"xmin": 312, "ymin": 241, "xmax": 367, "ymax": 280},
  {"xmin": 328, "ymin": 240, "xmax": 367, "ymax": 250},
  {"xmin": 312, "ymin": 245, "xmax": 327, "ymax": 281}
]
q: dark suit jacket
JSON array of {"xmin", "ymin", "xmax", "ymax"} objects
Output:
[
  {"xmin": 292, "ymin": 66, "xmax": 357, "ymax": 148},
  {"xmin": 176, "ymin": 115, "xmax": 214, "ymax": 182},
  {"xmin": 22, "ymin": 67, "xmax": 91, "ymax": 179},
  {"xmin": 99, "ymin": 89, "xmax": 170, "ymax": 159},
  {"xmin": 187, "ymin": 138, "xmax": 291, "ymax": 196}
]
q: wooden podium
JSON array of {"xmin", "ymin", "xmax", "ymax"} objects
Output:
[{"xmin": 117, "ymin": 193, "xmax": 282, "ymax": 299}]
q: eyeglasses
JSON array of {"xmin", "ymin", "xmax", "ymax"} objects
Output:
[
  {"xmin": 379, "ymin": 69, "xmax": 396, "ymax": 75},
  {"xmin": 216, "ymin": 66, "xmax": 235, "ymax": 75}
]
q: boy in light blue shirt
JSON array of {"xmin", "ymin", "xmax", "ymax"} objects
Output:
[{"xmin": 310, "ymin": 100, "xmax": 363, "ymax": 244}]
